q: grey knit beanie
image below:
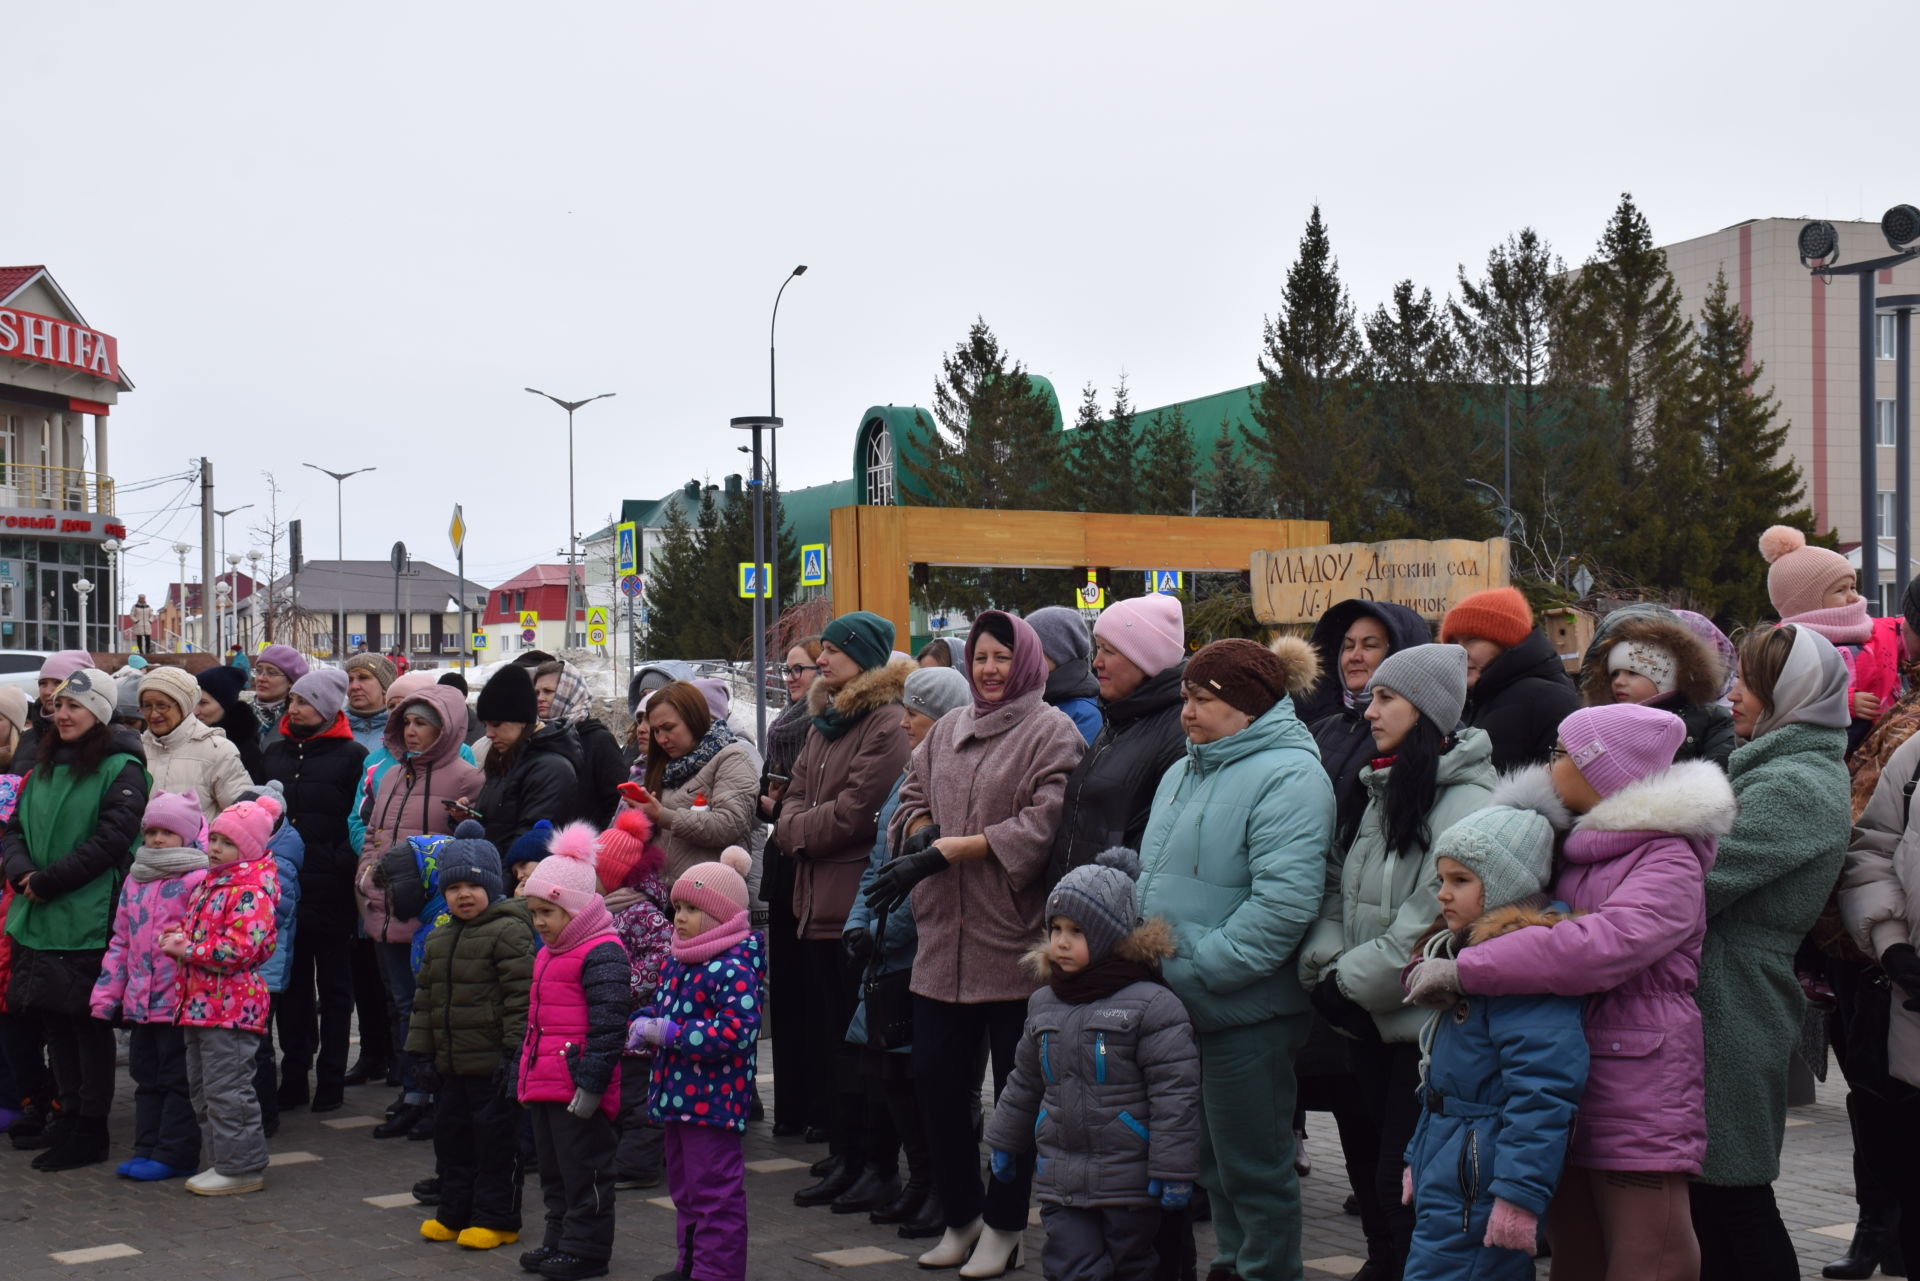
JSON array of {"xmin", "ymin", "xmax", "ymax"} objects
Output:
[
  {"xmin": 1367, "ymin": 643, "xmax": 1469, "ymax": 732},
  {"xmin": 1430, "ymin": 804, "xmax": 1554, "ymax": 914},
  {"xmin": 1025, "ymin": 606, "xmax": 1092, "ymax": 666},
  {"xmin": 1045, "ymin": 846, "xmax": 1141, "ymax": 964},
  {"xmin": 902, "ymin": 666, "xmax": 970, "ymax": 723}
]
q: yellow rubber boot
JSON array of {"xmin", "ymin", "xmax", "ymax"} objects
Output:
[
  {"xmin": 455, "ymin": 1227, "xmax": 520, "ymax": 1250},
  {"xmin": 419, "ymin": 1219, "xmax": 457, "ymax": 1242}
]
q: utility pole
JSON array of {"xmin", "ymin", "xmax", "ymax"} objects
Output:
[{"xmin": 199, "ymin": 458, "xmax": 216, "ymax": 654}]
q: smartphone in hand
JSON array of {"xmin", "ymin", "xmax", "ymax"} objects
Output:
[{"xmin": 618, "ymin": 781, "xmax": 652, "ymax": 806}]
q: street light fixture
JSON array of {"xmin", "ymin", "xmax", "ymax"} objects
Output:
[
  {"xmin": 526, "ymin": 389, "xmax": 616, "ymax": 649},
  {"xmin": 1884, "ymin": 205, "xmax": 1920, "ymax": 253},
  {"xmin": 731, "ymin": 415, "xmax": 781, "ymax": 747},
  {"xmin": 100, "ymin": 537, "xmax": 123, "ymax": 649},
  {"xmin": 172, "ymin": 542, "xmax": 193, "ymax": 652},
  {"xmin": 302, "ymin": 464, "xmax": 375, "ymax": 660},
  {"xmin": 766, "ymin": 265, "xmax": 808, "ymax": 622},
  {"xmin": 246, "ymin": 548, "xmax": 263, "ymax": 649},
  {"xmin": 72, "ymin": 578, "xmax": 94, "ymax": 654}
]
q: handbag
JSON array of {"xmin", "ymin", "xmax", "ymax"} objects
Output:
[{"xmin": 863, "ymin": 909, "xmax": 916, "ymax": 1050}]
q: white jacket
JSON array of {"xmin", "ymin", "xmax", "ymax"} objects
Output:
[
  {"xmin": 141, "ymin": 715, "xmax": 254, "ymax": 821},
  {"xmin": 1842, "ymin": 729, "xmax": 1920, "ymax": 1085}
]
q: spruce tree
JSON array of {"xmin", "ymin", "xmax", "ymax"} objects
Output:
[
  {"xmin": 1136, "ymin": 404, "xmax": 1198, "ymax": 517},
  {"xmin": 1200, "ymin": 419, "xmax": 1262, "ymax": 519},
  {"xmin": 1244, "ymin": 206, "xmax": 1375, "ymax": 537},
  {"xmin": 642, "ymin": 494, "xmax": 703, "ymax": 658},
  {"xmin": 1070, "ymin": 382, "xmax": 1110, "ymax": 511},
  {"xmin": 1695, "ymin": 269, "xmax": 1814, "ymax": 623}
]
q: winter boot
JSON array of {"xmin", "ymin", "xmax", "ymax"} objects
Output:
[
  {"xmin": 32, "ymin": 1114, "xmax": 109, "ymax": 1172},
  {"xmin": 6, "ymin": 1098, "xmax": 52, "ymax": 1150},
  {"xmin": 1824, "ymin": 1207, "xmax": 1897, "ymax": 1280},
  {"xmin": 794, "ymin": 1156, "xmax": 859, "ymax": 1206},
  {"xmin": 536, "ymin": 1251, "xmax": 610, "ymax": 1280},
  {"xmin": 831, "ymin": 1165, "xmax": 901, "ymax": 1214}
]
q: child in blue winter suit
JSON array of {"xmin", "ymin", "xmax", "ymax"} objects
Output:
[
  {"xmin": 1401, "ymin": 806, "xmax": 1589, "ymax": 1281},
  {"xmin": 627, "ymin": 845, "xmax": 763, "ymax": 1281}
]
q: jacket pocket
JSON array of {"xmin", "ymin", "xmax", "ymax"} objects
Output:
[
  {"xmin": 1457, "ymin": 1128, "xmax": 1481, "ymax": 1234},
  {"xmin": 1117, "ymin": 1110, "xmax": 1149, "ymax": 1144},
  {"xmin": 1586, "ymin": 1025, "xmax": 1664, "ymax": 1058}
]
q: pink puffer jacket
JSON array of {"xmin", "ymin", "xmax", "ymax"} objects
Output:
[
  {"xmin": 92, "ymin": 865, "xmax": 206, "ymax": 1024},
  {"xmin": 518, "ymin": 930, "xmax": 627, "ymax": 1119},
  {"xmin": 354, "ymin": 685, "xmax": 486, "ymax": 942}
]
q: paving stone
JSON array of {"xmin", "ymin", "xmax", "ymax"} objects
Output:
[
  {"xmin": 48, "ymin": 1244, "xmax": 141, "ymax": 1265},
  {"xmin": 814, "ymin": 1246, "xmax": 908, "ymax": 1266},
  {"xmin": 745, "ymin": 1158, "xmax": 811, "ymax": 1173}
]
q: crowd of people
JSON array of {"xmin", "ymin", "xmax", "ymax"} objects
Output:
[{"xmin": 7, "ymin": 519, "xmax": 1920, "ymax": 1281}]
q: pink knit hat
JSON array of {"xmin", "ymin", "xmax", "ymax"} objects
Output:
[
  {"xmin": 524, "ymin": 821, "xmax": 604, "ymax": 916},
  {"xmin": 671, "ymin": 846, "xmax": 752, "ymax": 922},
  {"xmin": 1760, "ymin": 525, "xmax": 1855, "ymax": 620},
  {"xmin": 38, "ymin": 649, "xmax": 91, "ymax": 683},
  {"xmin": 1093, "ymin": 594, "xmax": 1186, "ymax": 676},
  {"xmin": 210, "ymin": 797, "xmax": 281, "ymax": 863},
  {"xmin": 142, "ymin": 789, "xmax": 206, "ymax": 847},
  {"xmin": 1557, "ymin": 704, "xmax": 1686, "ymax": 799},
  {"xmin": 385, "ymin": 670, "xmax": 439, "ymax": 706}
]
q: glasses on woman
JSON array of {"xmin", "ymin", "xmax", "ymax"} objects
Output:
[{"xmin": 782, "ymin": 664, "xmax": 819, "ymax": 679}]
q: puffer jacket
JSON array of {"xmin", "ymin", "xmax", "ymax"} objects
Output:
[
  {"xmin": 775, "ymin": 660, "xmax": 912, "ymax": 940},
  {"xmin": 1135, "ymin": 641, "xmax": 1335, "ymax": 1034},
  {"xmin": 518, "ymin": 932, "xmax": 628, "ymax": 1118},
  {"xmin": 1298, "ymin": 600, "xmax": 1435, "ymax": 846},
  {"xmin": 91, "ymin": 861, "xmax": 207, "ymax": 1024},
  {"xmin": 650, "ymin": 735, "xmax": 761, "ymax": 886},
  {"xmin": 844, "ymin": 774, "xmax": 913, "ymax": 1051},
  {"xmin": 356, "ymin": 687, "xmax": 487, "ymax": 942},
  {"xmin": 405, "ymin": 895, "xmax": 538, "ymax": 1077},
  {"xmin": 1049, "ymin": 661, "xmax": 1189, "ymax": 884},
  {"xmin": 477, "ymin": 720, "xmax": 584, "ymax": 851},
  {"xmin": 572, "ymin": 716, "xmax": 628, "ymax": 829},
  {"xmin": 263, "ymin": 713, "xmax": 369, "ymax": 932},
  {"xmin": 1459, "ymin": 629, "xmax": 1581, "ymax": 774},
  {"xmin": 889, "ymin": 688, "xmax": 1086, "ymax": 1005},
  {"xmin": 641, "ymin": 932, "xmax": 765, "ymax": 1132},
  {"xmin": 1403, "ymin": 901, "xmax": 1588, "ymax": 1271},
  {"xmin": 142, "ymin": 715, "xmax": 254, "ymax": 820},
  {"xmin": 1442, "ymin": 762, "xmax": 1735, "ymax": 1173},
  {"xmin": 1578, "ymin": 611, "xmax": 1735, "ymax": 769},
  {"xmin": 348, "ymin": 735, "xmax": 479, "ymax": 855},
  {"xmin": 1842, "ymin": 728, "xmax": 1920, "ymax": 1088},
  {"xmin": 174, "ymin": 852, "xmax": 280, "ymax": 1034},
  {"xmin": 984, "ymin": 921, "xmax": 1202, "ymax": 1208},
  {"xmin": 259, "ymin": 817, "xmax": 304, "ymax": 994},
  {"xmin": 1299, "ymin": 728, "xmax": 1496, "ymax": 1042}
]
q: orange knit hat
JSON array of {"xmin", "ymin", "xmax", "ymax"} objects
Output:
[{"xmin": 1440, "ymin": 587, "xmax": 1534, "ymax": 649}]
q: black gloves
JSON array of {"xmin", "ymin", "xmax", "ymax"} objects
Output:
[
  {"xmin": 493, "ymin": 1055, "xmax": 517, "ymax": 1100},
  {"xmin": 1884, "ymin": 944, "xmax": 1920, "ymax": 1011},
  {"xmin": 1310, "ymin": 974, "xmax": 1378, "ymax": 1042},
  {"xmin": 843, "ymin": 927, "xmax": 874, "ymax": 967},
  {"xmin": 865, "ymin": 843, "xmax": 950, "ymax": 918},
  {"xmin": 410, "ymin": 1053, "xmax": 442, "ymax": 1096}
]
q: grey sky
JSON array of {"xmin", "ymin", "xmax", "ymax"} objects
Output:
[{"xmin": 10, "ymin": 1, "xmax": 1913, "ymax": 598}]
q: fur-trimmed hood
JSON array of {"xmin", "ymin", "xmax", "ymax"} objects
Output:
[
  {"xmin": 1024, "ymin": 916, "xmax": 1175, "ymax": 980},
  {"xmin": 1580, "ymin": 613, "xmax": 1726, "ymax": 708},
  {"xmin": 1490, "ymin": 759, "xmax": 1735, "ymax": 841},
  {"xmin": 1466, "ymin": 898, "xmax": 1577, "ymax": 946},
  {"xmin": 806, "ymin": 656, "xmax": 913, "ymax": 720}
]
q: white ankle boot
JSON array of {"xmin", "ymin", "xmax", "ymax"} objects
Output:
[
  {"xmin": 917, "ymin": 1217, "xmax": 984, "ymax": 1269},
  {"xmin": 959, "ymin": 1225, "xmax": 1025, "ymax": 1278}
]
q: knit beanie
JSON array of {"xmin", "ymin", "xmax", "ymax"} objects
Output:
[
  {"xmin": 1440, "ymin": 587, "xmax": 1534, "ymax": 649},
  {"xmin": 476, "ymin": 664, "xmax": 538, "ymax": 724},
  {"xmin": 1606, "ymin": 639, "xmax": 1679, "ymax": 697},
  {"xmin": 1183, "ymin": 636, "xmax": 1318, "ymax": 720},
  {"xmin": 237, "ymin": 778, "xmax": 287, "ymax": 811},
  {"xmin": 210, "ymin": 798, "xmax": 278, "ymax": 863},
  {"xmin": 1557, "ymin": 704, "xmax": 1685, "ymax": 799},
  {"xmin": 524, "ymin": 821, "xmax": 603, "ymax": 916},
  {"xmin": 692, "ymin": 678, "xmax": 732, "ymax": 721},
  {"xmin": 39, "ymin": 649, "xmax": 91, "ymax": 683},
  {"xmin": 0, "ymin": 684, "xmax": 29, "ymax": 733},
  {"xmin": 903, "ymin": 666, "xmax": 971, "ymax": 723},
  {"xmin": 507, "ymin": 819, "xmax": 556, "ymax": 870},
  {"xmin": 345, "ymin": 652, "xmax": 398, "ymax": 691},
  {"xmin": 1026, "ymin": 606, "xmax": 1093, "ymax": 667},
  {"xmin": 197, "ymin": 664, "xmax": 246, "ymax": 706},
  {"xmin": 142, "ymin": 789, "xmax": 205, "ymax": 847},
  {"xmin": 126, "ymin": 653, "xmax": 149, "ymax": 670},
  {"xmin": 387, "ymin": 670, "xmax": 438, "ymax": 706},
  {"xmin": 53, "ymin": 668, "xmax": 117, "ymax": 727},
  {"xmin": 1366, "ymin": 644, "xmax": 1469, "ymax": 731},
  {"xmin": 821, "ymin": 610, "xmax": 896, "ymax": 672},
  {"xmin": 1760, "ymin": 525, "xmax": 1855, "ymax": 620},
  {"xmin": 257, "ymin": 644, "xmax": 309, "ymax": 683},
  {"xmin": 435, "ymin": 819, "xmax": 505, "ymax": 902},
  {"xmin": 115, "ymin": 673, "xmax": 143, "ymax": 722},
  {"xmin": 596, "ymin": 808, "xmax": 660, "ymax": 892},
  {"xmin": 1430, "ymin": 805, "xmax": 1554, "ymax": 914},
  {"xmin": 1093, "ymin": 594, "xmax": 1186, "ymax": 677},
  {"xmin": 291, "ymin": 668, "xmax": 348, "ymax": 724},
  {"xmin": 398, "ymin": 697, "xmax": 443, "ymax": 731},
  {"xmin": 670, "ymin": 845, "xmax": 752, "ymax": 922},
  {"xmin": 1046, "ymin": 846, "xmax": 1142, "ymax": 965},
  {"xmin": 138, "ymin": 665, "xmax": 202, "ymax": 720}
]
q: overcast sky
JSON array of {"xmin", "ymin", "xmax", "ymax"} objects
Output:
[{"xmin": 10, "ymin": 1, "xmax": 1915, "ymax": 598}]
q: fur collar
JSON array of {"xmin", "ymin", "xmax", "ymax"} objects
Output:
[
  {"xmin": 1466, "ymin": 899, "xmax": 1577, "ymax": 945},
  {"xmin": 1580, "ymin": 613, "xmax": 1726, "ymax": 706},
  {"xmin": 1023, "ymin": 916, "xmax": 1175, "ymax": 980},
  {"xmin": 1573, "ymin": 758, "xmax": 1737, "ymax": 838},
  {"xmin": 1489, "ymin": 764, "xmax": 1574, "ymax": 831},
  {"xmin": 806, "ymin": 658, "xmax": 913, "ymax": 720}
]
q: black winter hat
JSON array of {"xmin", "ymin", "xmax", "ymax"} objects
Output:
[
  {"xmin": 436, "ymin": 819, "xmax": 505, "ymax": 902},
  {"xmin": 476, "ymin": 664, "xmax": 538, "ymax": 724}
]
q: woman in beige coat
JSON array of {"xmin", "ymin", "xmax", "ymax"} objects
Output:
[
  {"xmin": 137, "ymin": 665, "xmax": 252, "ymax": 821},
  {"xmin": 632, "ymin": 680, "xmax": 760, "ymax": 883}
]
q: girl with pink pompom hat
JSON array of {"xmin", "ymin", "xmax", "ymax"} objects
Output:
[{"xmin": 1759, "ymin": 524, "xmax": 1904, "ymax": 727}]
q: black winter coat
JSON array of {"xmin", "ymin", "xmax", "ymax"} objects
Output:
[
  {"xmin": 476, "ymin": 720, "xmax": 582, "ymax": 851},
  {"xmin": 1048, "ymin": 662, "xmax": 1188, "ymax": 884},
  {"xmin": 264, "ymin": 713, "xmax": 370, "ymax": 930},
  {"xmin": 1461, "ymin": 629, "xmax": 1582, "ymax": 774},
  {"xmin": 573, "ymin": 717, "xmax": 627, "ymax": 830},
  {"xmin": 1297, "ymin": 600, "xmax": 1434, "ymax": 846}
]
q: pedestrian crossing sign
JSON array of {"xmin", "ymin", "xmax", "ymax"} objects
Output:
[
  {"xmin": 1145, "ymin": 570, "xmax": 1183, "ymax": 594},
  {"xmin": 738, "ymin": 562, "xmax": 772, "ymax": 599},
  {"xmin": 471, "ymin": 633, "xmax": 487, "ymax": 649},
  {"xmin": 800, "ymin": 544, "xmax": 827, "ymax": 588}
]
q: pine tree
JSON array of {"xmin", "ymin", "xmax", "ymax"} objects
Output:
[
  {"xmin": 1069, "ymin": 382, "xmax": 1110, "ymax": 512},
  {"xmin": 642, "ymin": 494, "xmax": 703, "ymax": 657},
  {"xmin": 1244, "ymin": 207, "xmax": 1375, "ymax": 537},
  {"xmin": 1695, "ymin": 269, "xmax": 1813, "ymax": 623},
  {"xmin": 1195, "ymin": 419, "xmax": 1262, "ymax": 603},
  {"xmin": 1136, "ymin": 404, "xmax": 1198, "ymax": 517}
]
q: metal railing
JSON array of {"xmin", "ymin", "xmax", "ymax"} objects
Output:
[{"xmin": 0, "ymin": 464, "xmax": 115, "ymax": 513}]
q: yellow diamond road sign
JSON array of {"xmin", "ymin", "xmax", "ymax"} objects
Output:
[{"xmin": 448, "ymin": 505, "xmax": 466, "ymax": 554}]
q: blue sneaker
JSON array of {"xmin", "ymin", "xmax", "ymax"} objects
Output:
[{"xmin": 119, "ymin": 1158, "xmax": 190, "ymax": 1181}]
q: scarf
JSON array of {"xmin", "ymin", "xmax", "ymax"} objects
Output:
[
  {"xmin": 1342, "ymin": 686, "xmax": 1372, "ymax": 714},
  {"xmin": 663, "ymin": 718, "xmax": 736, "ymax": 789},
  {"xmin": 550, "ymin": 897, "xmax": 616, "ymax": 954},
  {"xmin": 812, "ymin": 689, "xmax": 874, "ymax": 742},
  {"xmin": 1786, "ymin": 599, "xmax": 1874, "ymax": 647},
  {"xmin": 130, "ymin": 843, "xmax": 210, "ymax": 883},
  {"xmin": 671, "ymin": 908, "xmax": 752, "ymax": 964},
  {"xmin": 549, "ymin": 667, "xmax": 594, "ymax": 724},
  {"xmin": 253, "ymin": 698, "xmax": 285, "ymax": 734},
  {"xmin": 1049, "ymin": 956, "xmax": 1159, "ymax": 1005}
]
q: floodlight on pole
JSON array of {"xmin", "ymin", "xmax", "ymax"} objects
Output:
[
  {"xmin": 768, "ymin": 265, "xmax": 808, "ymax": 625},
  {"xmin": 526, "ymin": 389, "xmax": 616, "ymax": 650},
  {"xmin": 1885, "ymin": 205, "xmax": 1920, "ymax": 253},
  {"xmin": 1798, "ymin": 220, "xmax": 1840, "ymax": 269}
]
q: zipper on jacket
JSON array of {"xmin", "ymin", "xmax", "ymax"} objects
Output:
[
  {"xmin": 1458, "ymin": 1128, "xmax": 1481, "ymax": 1234},
  {"xmin": 1095, "ymin": 1032, "xmax": 1107, "ymax": 1084},
  {"xmin": 1040, "ymin": 1033, "xmax": 1053, "ymax": 1084}
]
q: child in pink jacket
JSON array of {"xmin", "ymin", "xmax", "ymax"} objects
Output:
[
  {"xmin": 1406, "ymin": 704, "xmax": 1737, "ymax": 1281},
  {"xmin": 92, "ymin": 790, "xmax": 208, "ymax": 1182},
  {"xmin": 161, "ymin": 797, "xmax": 282, "ymax": 1197}
]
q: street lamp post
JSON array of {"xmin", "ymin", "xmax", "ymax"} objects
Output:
[
  {"xmin": 72, "ymin": 578, "xmax": 94, "ymax": 654},
  {"xmin": 225, "ymin": 552, "xmax": 243, "ymax": 656},
  {"xmin": 730, "ymin": 416, "xmax": 781, "ymax": 747},
  {"xmin": 526, "ymin": 389, "xmax": 615, "ymax": 649},
  {"xmin": 100, "ymin": 537, "xmax": 122, "ymax": 650},
  {"xmin": 245, "ymin": 548, "xmax": 263, "ymax": 650},
  {"xmin": 302, "ymin": 464, "xmax": 374, "ymax": 661},
  {"xmin": 768, "ymin": 265, "xmax": 807, "ymax": 621},
  {"xmin": 213, "ymin": 503, "xmax": 253, "ymax": 658},
  {"xmin": 172, "ymin": 542, "xmax": 193, "ymax": 652}
]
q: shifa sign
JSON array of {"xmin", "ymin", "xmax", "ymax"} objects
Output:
[{"xmin": 1250, "ymin": 538, "xmax": 1509, "ymax": 625}]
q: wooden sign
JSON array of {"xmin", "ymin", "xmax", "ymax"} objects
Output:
[{"xmin": 1251, "ymin": 538, "xmax": 1509, "ymax": 625}]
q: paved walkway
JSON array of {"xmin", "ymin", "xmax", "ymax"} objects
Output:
[{"xmin": 0, "ymin": 1043, "xmax": 1884, "ymax": 1279}]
